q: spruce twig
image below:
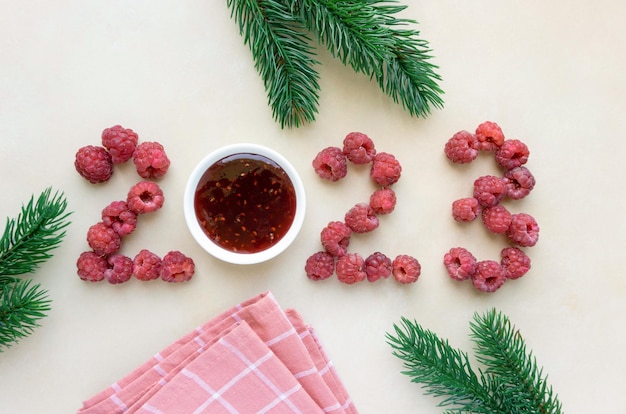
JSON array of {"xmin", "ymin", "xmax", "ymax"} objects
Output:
[
  {"xmin": 226, "ymin": 0, "xmax": 321, "ymax": 128},
  {"xmin": 227, "ymin": 0, "xmax": 444, "ymax": 128},
  {"xmin": 0, "ymin": 188, "xmax": 71, "ymax": 351},
  {"xmin": 387, "ymin": 309, "xmax": 563, "ymax": 413},
  {"xmin": 470, "ymin": 309, "xmax": 563, "ymax": 414},
  {"xmin": 0, "ymin": 276, "xmax": 51, "ymax": 352},
  {"xmin": 0, "ymin": 187, "xmax": 71, "ymax": 276},
  {"xmin": 387, "ymin": 317, "xmax": 508, "ymax": 413},
  {"xmin": 293, "ymin": 0, "xmax": 444, "ymax": 117}
]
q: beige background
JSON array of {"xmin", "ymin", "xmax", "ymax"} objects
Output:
[{"xmin": 1, "ymin": 1, "xmax": 624, "ymax": 412}]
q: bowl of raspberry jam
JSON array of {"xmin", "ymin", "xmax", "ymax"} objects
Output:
[{"xmin": 184, "ymin": 143, "xmax": 306, "ymax": 264}]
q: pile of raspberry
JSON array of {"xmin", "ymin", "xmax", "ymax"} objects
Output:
[
  {"xmin": 74, "ymin": 125, "xmax": 195, "ymax": 284},
  {"xmin": 306, "ymin": 132, "xmax": 421, "ymax": 285},
  {"xmin": 443, "ymin": 121, "xmax": 538, "ymax": 293}
]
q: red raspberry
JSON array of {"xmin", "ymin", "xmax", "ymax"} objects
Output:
[
  {"xmin": 104, "ymin": 254, "xmax": 133, "ymax": 284},
  {"xmin": 473, "ymin": 175, "xmax": 506, "ymax": 207},
  {"xmin": 133, "ymin": 249, "xmax": 163, "ymax": 281},
  {"xmin": 370, "ymin": 152, "xmax": 402, "ymax": 186},
  {"xmin": 101, "ymin": 125, "xmax": 139, "ymax": 164},
  {"xmin": 312, "ymin": 146, "xmax": 348, "ymax": 182},
  {"xmin": 76, "ymin": 251, "xmax": 107, "ymax": 282},
  {"xmin": 392, "ymin": 255, "xmax": 421, "ymax": 284},
  {"xmin": 344, "ymin": 203, "xmax": 379, "ymax": 233},
  {"xmin": 495, "ymin": 139, "xmax": 529, "ymax": 170},
  {"xmin": 160, "ymin": 251, "xmax": 195, "ymax": 282},
  {"xmin": 503, "ymin": 166, "xmax": 536, "ymax": 200},
  {"xmin": 364, "ymin": 252, "xmax": 392, "ymax": 282},
  {"xmin": 74, "ymin": 145, "xmax": 113, "ymax": 184},
  {"xmin": 500, "ymin": 247, "xmax": 531, "ymax": 279},
  {"xmin": 304, "ymin": 251, "xmax": 335, "ymax": 281},
  {"xmin": 336, "ymin": 253, "xmax": 366, "ymax": 284},
  {"xmin": 481, "ymin": 205, "xmax": 512, "ymax": 234},
  {"xmin": 475, "ymin": 121, "xmax": 505, "ymax": 151},
  {"xmin": 101, "ymin": 200, "xmax": 138, "ymax": 237},
  {"xmin": 87, "ymin": 222, "xmax": 121, "ymax": 256},
  {"xmin": 126, "ymin": 181, "xmax": 165, "ymax": 214},
  {"xmin": 320, "ymin": 221, "xmax": 352, "ymax": 257},
  {"xmin": 369, "ymin": 187, "xmax": 396, "ymax": 215},
  {"xmin": 133, "ymin": 141, "xmax": 171, "ymax": 179},
  {"xmin": 444, "ymin": 130, "xmax": 478, "ymax": 163},
  {"xmin": 452, "ymin": 197, "xmax": 481, "ymax": 222},
  {"xmin": 342, "ymin": 132, "xmax": 376, "ymax": 164},
  {"xmin": 471, "ymin": 260, "xmax": 506, "ymax": 293},
  {"xmin": 507, "ymin": 213, "xmax": 540, "ymax": 247},
  {"xmin": 443, "ymin": 247, "xmax": 477, "ymax": 281}
]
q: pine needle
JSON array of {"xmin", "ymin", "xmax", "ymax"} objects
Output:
[
  {"xmin": 387, "ymin": 310, "xmax": 563, "ymax": 413},
  {"xmin": 0, "ymin": 276, "xmax": 51, "ymax": 352},
  {"xmin": 0, "ymin": 187, "xmax": 72, "ymax": 276},
  {"xmin": 227, "ymin": 0, "xmax": 321, "ymax": 128},
  {"xmin": 226, "ymin": 0, "xmax": 444, "ymax": 128},
  {"xmin": 470, "ymin": 309, "xmax": 563, "ymax": 414},
  {"xmin": 0, "ymin": 187, "xmax": 72, "ymax": 351}
]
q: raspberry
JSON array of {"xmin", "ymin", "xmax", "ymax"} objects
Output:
[
  {"xmin": 443, "ymin": 247, "xmax": 477, "ymax": 281},
  {"xmin": 481, "ymin": 205, "xmax": 512, "ymax": 234},
  {"xmin": 104, "ymin": 254, "xmax": 133, "ymax": 284},
  {"xmin": 160, "ymin": 251, "xmax": 195, "ymax": 282},
  {"xmin": 473, "ymin": 175, "xmax": 506, "ymax": 207},
  {"xmin": 506, "ymin": 213, "xmax": 540, "ymax": 247},
  {"xmin": 74, "ymin": 145, "xmax": 113, "ymax": 184},
  {"xmin": 369, "ymin": 187, "xmax": 396, "ymax": 215},
  {"xmin": 101, "ymin": 200, "xmax": 138, "ymax": 237},
  {"xmin": 344, "ymin": 203, "xmax": 379, "ymax": 233},
  {"xmin": 342, "ymin": 132, "xmax": 376, "ymax": 164},
  {"xmin": 503, "ymin": 166, "xmax": 536, "ymax": 200},
  {"xmin": 312, "ymin": 146, "xmax": 348, "ymax": 182},
  {"xmin": 320, "ymin": 221, "xmax": 352, "ymax": 257},
  {"xmin": 87, "ymin": 222, "xmax": 121, "ymax": 256},
  {"xmin": 133, "ymin": 249, "xmax": 163, "ymax": 281},
  {"xmin": 500, "ymin": 247, "xmax": 531, "ymax": 279},
  {"xmin": 101, "ymin": 125, "xmax": 139, "ymax": 164},
  {"xmin": 304, "ymin": 251, "xmax": 335, "ymax": 281},
  {"xmin": 444, "ymin": 130, "xmax": 478, "ymax": 164},
  {"xmin": 471, "ymin": 260, "xmax": 506, "ymax": 293},
  {"xmin": 392, "ymin": 255, "xmax": 421, "ymax": 284},
  {"xmin": 126, "ymin": 181, "xmax": 165, "ymax": 214},
  {"xmin": 475, "ymin": 121, "xmax": 505, "ymax": 151},
  {"xmin": 76, "ymin": 251, "xmax": 107, "ymax": 282},
  {"xmin": 364, "ymin": 252, "xmax": 392, "ymax": 282},
  {"xmin": 133, "ymin": 141, "xmax": 171, "ymax": 179},
  {"xmin": 336, "ymin": 253, "xmax": 366, "ymax": 284},
  {"xmin": 495, "ymin": 139, "xmax": 529, "ymax": 170},
  {"xmin": 452, "ymin": 197, "xmax": 481, "ymax": 222},
  {"xmin": 370, "ymin": 152, "xmax": 402, "ymax": 186}
]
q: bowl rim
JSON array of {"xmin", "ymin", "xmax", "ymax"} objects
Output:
[{"xmin": 183, "ymin": 143, "xmax": 306, "ymax": 265}]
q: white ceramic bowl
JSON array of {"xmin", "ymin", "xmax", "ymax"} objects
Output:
[{"xmin": 183, "ymin": 143, "xmax": 306, "ymax": 265}]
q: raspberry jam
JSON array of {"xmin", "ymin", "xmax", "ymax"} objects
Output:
[{"xmin": 194, "ymin": 153, "xmax": 297, "ymax": 253}]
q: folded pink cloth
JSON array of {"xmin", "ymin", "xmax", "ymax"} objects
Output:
[{"xmin": 79, "ymin": 291, "xmax": 358, "ymax": 413}]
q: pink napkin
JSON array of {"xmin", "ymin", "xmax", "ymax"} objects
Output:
[{"xmin": 79, "ymin": 291, "xmax": 358, "ymax": 413}]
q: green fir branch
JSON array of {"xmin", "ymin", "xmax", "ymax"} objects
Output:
[
  {"xmin": 0, "ymin": 276, "xmax": 51, "ymax": 352},
  {"xmin": 387, "ymin": 317, "xmax": 508, "ymax": 413},
  {"xmin": 0, "ymin": 187, "xmax": 72, "ymax": 276},
  {"xmin": 470, "ymin": 309, "xmax": 563, "ymax": 414},
  {"xmin": 0, "ymin": 188, "xmax": 71, "ymax": 351},
  {"xmin": 387, "ymin": 310, "xmax": 563, "ymax": 413},
  {"xmin": 227, "ymin": 0, "xmax": 444, "ymax": 128},
  {"xmin": 227, "ymin": 0, "xmax": 321, "ymax": 128},
  {"xmin": 293, "ymin": 0, "xmax": 444, "ymax": 117}
]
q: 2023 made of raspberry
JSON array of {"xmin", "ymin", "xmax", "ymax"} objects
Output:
[
  {"xmin": 444, "ymin": 121, "xmax": 539, "ymax": 293},
  {"xmin": 307, "ymin": 132, "xmax": 421, "ymax": 285},
  {"xmin": 74, "ymin": 125, "xmax": 194, "ymax": 284}
]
